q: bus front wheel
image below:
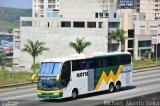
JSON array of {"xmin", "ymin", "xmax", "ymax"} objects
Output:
[
  {"xmin": 109, "ymin": 83, "xmax": 114, "ymax": 93},
  {"xmin": 72, "ymin": 89, "xmax": 78, "ymax": 100}
]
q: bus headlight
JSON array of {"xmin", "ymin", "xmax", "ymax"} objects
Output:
[
  {"xmin": 38, "ymin": 93, "xmax": 41, "ymax": 95},
  {"xmin": 53, "ymin": 93, "xmax": 59, "ymax": 95}
]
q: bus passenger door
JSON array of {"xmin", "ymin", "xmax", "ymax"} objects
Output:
[{"xmin": 61, "ymin": 61, "xmax": 71, "ymax": 96}]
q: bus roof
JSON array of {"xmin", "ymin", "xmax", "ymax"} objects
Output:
[{"xmin": 42, "ymin": 52, "xmax": 131, "ymax": 63}]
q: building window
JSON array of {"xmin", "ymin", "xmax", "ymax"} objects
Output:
[
  {"xmin": 128, "ymin": 40, "xmax": 134, "ymax": 48},
  {"xmin": 150, "ymin": 30, "xmax": 157, "ymax": 36},
  {"xmin": 133, "ymin": 15, "xmax": 137, "ymax": 20},
  {"xmin": 140, "ymin": 26, "xmax": 145, "ymax": 35},
  {"xmin": 99, "ymin": 22, "xmax": 103, "ymax": 28},
  {"xmin": 138, "ymin": 40, "xmax": 151, "ymax": 47},
  {"xmin": 95, "ymin": 13, "xmax": 98, "ymax": 18},
  {"xmin": 128, "ymin": 50, "xmax": 133, "ymax": 56},
  {"xmin": 150, "ymin": 26, "xmax": 157, "ymax": 36},
  {"xmin": 99, "ymin": 13, "xmax": 103, "ymax": 18},
  {"xmin": 48, "ymin": 22, "xmax": 50, "ymax": 27},
  {"xmin": 39, "ymin": 5, "xmax": 44, "ymax": 9},
  {"xmin": 95, "ymin": 12, "xmax": 109, "ymax": 18},
  {"xmin": 22, "ymin": 21, "xmax": 32, "ymax": 26},
  {"xmin": 15, "ymin": 36, "xmax": 20, "ymax": 39},
  {"xmin": 87, "ymin": 22, "xmax": 96, "ymax": 28},
  {"xmin": 128, "ymin": 29, "xmax": 134, "ymax": 38},
  {"xmin": 155, "ymin": 9, "xmax": 158, "ymax": 11},
  {"xmin": 73, "ymin": 22, "xmax": 85, "ymax": 28},
  {"xmin": 103, "ymin": 13, "xmax": 109, "ymax": 18},
  {"xmin": 109, "ymin": 22, "xmax": 119, "ymax": 28},
  {"xmin": 61, "ymin": 21, "xmax": 71, "ymax": 27},
  {"xmin": 114, "ymin": 13, "xmax": 116, "ymax": 18}
]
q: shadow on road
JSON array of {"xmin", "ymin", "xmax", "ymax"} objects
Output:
[{"xmin": 41, "ymin": 86, "xmax": 136, "ymax": 103}]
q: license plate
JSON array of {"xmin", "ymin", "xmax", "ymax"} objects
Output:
[{"xmin": 45, "ymin": 96, "xmax": 50, "ymax": 99}]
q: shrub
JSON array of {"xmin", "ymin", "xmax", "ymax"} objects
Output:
[{"xmin": 31, "ymin": 62, "xmax": 40, "ymax": 73}]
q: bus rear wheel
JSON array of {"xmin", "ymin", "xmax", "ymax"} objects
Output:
[
  {"xmin": 72, "ymin": 89, "xmax": 78, "ymax": 100},
  {"xmin": 109, "ymin": 83, "xmax": 114, "ymax": 93}
]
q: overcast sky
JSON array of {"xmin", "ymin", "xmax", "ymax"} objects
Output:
[{"xmin": 0, "ymin": 0, "xmax": 32, "ymax": 9}]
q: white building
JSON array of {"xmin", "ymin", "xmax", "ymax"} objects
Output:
[
  {"xmin": 140, "ymin": 0, "xmax": 160, "ymax": 20},
  {"xmin": 32, "ymin": 0, "xmax": 59, "ymax": 17},
  {"xmin": 14, "ymin": 0, "xmax": 120, "ymax": 68}
]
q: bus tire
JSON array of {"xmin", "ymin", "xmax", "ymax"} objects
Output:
[
  {"xmin": 72, "ymin": 89, "xmax": 78, "ymax": 100},
  {"xmin": 115, "ymin": 81, "xmax": 121, "ymax": 92},
  {"xmin": 109, "ymin": 82, "xmax": 114, "ymax": 93}
]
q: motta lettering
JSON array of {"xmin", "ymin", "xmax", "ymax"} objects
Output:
[{"xmin": 77, "ymin": 72, "xmax": 88, "ymax": 77}]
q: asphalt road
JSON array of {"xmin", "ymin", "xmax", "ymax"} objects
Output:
[{"xmin": 0, "ymin": 68, "xmax": 160, "ymax": 106}]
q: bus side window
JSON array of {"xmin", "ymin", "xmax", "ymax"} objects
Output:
[
  {"xmin": 117, "ymin": 55, "xmax": 131, "ymax": 65},
  {"xmin": 123, "ymin": 55, "xmax": 131, "ymax": 64},
  {"xmin": 95, "ymin": 59, "xmax": 101, "ymax": 68},
  {"xmin": 101, "ymin": 58, "xmax": 107, "ymax": 67},
  {"xmin": 95, "ymin": 58, "xmax": 107, "ymax": 68},
  {"xmin": 107, "ymin": 56, "xmax": 117, "ymax": 66},
  {"xmin": 86, "ymin": 59, "xmax": 94, "ymax": 69},
  {"xmin": 61, "ymin": 61, "xmax": 71, "ymax": 88},
  {"xmin": 81, "ymin": 60, "xmax": 86, "ymax": 70}
]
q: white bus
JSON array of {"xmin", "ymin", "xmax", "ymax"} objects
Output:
[{"xmin": 37, "ymin": 52, "xmax": 132, "ymax": 99}]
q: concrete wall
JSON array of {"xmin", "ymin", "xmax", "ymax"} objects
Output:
[{"xmin": 19, "ymin": 19, "xmax": 108, "ymax": 68}]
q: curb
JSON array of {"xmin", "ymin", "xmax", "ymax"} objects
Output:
[
  {"xmin": 133, "ymin": 65, "xmax": 159, "ymax": 70},
  {"xmin": 0, "ymin": 81, "xmax": 37, "ymax": 89},
  {"xmin": 133, "ymin": 65, "xmax": 160, "ymax": 73}
]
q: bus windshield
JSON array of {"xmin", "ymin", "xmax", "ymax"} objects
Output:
[
  {"xmin": 38, "ymin": 77, "xmax": 60, "ymax": 90},
  {"xmin": 38, "ymin": 62, "xmax": 61, "ymax": 75}
]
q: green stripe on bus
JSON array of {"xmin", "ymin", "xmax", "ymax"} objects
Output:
[
  {"xmin": 95, "ymin": 66, "xmax": 119, "ymax": 87},
  {"xmin": 94, "ymin": 54, "xmax": 125, "ymax": 58}
]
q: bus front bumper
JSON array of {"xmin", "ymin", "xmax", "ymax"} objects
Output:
[{"xmin": 37, "ymin": 90, "xmax": 63, "ymax": 99}]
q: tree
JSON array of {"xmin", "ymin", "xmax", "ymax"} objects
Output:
[
  {"xmin": 22, "ymin": 39, "xmax": 49, "ymax": 65},
  {"xmin": 109, "ymin": 29, "xmax": 125, "ymax": 51},
  {"xmin": 69, "ymin": 37, "xmax": 91, "ymax": 54},
  {"xmin": 142, "ymin": 50, "xmax": 151, "ymax": 60}
]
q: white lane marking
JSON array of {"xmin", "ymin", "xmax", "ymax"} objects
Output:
[
  {"xmin": 0, "ymin": 93, "xmax": 37, "ymax": 100},
  {"xmin": 133, "ymin": 78, "xmax": 160, "ymax": 85},
  {"xmin": 133, "ymin": 69, "xmax": 160, "ymax": 76},
  {"xmin": 133, "ymin": 73, "xmax": 160, "ymax": 80}
]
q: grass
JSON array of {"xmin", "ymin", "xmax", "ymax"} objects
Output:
[
  {"xmin": 132, "ymin": 59, "xmax": 160, "ymax": 69},
  {"xmin": 0, "ymin": 67, "xmax": 33, "ymax": 86}
]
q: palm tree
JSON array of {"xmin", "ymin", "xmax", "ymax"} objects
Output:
[
  {"xmin": 109, "ymin": 29, "xmax": 125, "ymax": 52},
  {"xmin": 22, "ymin": 39, "xmax": 49, "ymax": 65},
  {"xmin": 69, "ymin": 37, "xmax": 91, "ymax": 54}
]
